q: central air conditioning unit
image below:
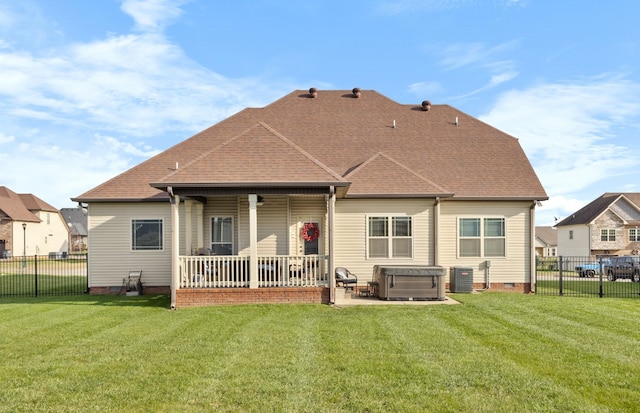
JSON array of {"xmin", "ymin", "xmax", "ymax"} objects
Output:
[{"xmin": 450, "ymin": 267, "xmax": 473, "ymax": 293}]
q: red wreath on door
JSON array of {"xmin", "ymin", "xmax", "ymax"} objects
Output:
[{"xmin": 302, "ymin": 222, "xmax": 319, "ymax": 242}]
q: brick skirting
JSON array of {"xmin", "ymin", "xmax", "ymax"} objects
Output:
[
  {"xmin": 89, "ymin": 283, "xmax": 529, "ymax": 307},
  {"xmin": 445, "ymin": 282, "xmax": 531, "ymax": 294},
  {"xmin": 176, "ymin": 287, "xmax": 330, "ymax": 308}
]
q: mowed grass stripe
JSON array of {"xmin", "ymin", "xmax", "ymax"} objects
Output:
[{"xmin": 1, "ymin": 293, "xmax": 640, "ymax": 412}]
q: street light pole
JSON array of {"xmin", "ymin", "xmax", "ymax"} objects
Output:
[{"xmin": 22, "ymin": 223, "xmax": 26, "ymax": 268}]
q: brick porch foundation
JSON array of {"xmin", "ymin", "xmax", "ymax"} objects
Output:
[{"xmin": 175, "ymin": 287, "xmax": 330, "ymax": 308}]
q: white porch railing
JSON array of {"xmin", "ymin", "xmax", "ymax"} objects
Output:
[{"xmin": 179, "ymin": 255, "xmax": 328, "ymax": 288}]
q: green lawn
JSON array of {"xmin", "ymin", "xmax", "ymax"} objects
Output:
[{"xmin": 1, "ymin": 293, "xmax": 639, "ymax": 412}]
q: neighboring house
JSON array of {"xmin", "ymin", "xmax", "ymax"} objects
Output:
[
  {"xmin": 556, "ymin": 193, "xmax": 640, "ymax": 257},
  {"xmin": 73, "ymin": 88, "xmax": 548, "ymax": 308},
  {"xmin": 535, "ymin": 226, "xmax": 557, "ymax": 257},
  {"xmin": 0, "ymin": 186, "xmax": 70, "ymax": 258},
  {"xmin": 60, "ymin": 207, "xmax": 88, "ymax": 252}
]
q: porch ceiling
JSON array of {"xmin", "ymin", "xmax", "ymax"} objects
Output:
[{"xmin": 166, "ymin": 185, "xmax": 349, "ymax": 198}]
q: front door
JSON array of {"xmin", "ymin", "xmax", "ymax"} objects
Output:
[{"xmin": 298, "ymin": 218, "xmax": 321, "ymax": 256}]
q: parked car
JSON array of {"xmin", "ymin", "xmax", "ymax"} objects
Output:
[
  {"xmin": 603, "ymin": 256, "xmax": 640, "ymax": 282},
  {"xmin": 575, "ymin": 259, "xmax": 611, "ymax": 277}
]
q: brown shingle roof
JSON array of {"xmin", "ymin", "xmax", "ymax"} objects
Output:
[
  {"xmin": 345, "ymin": 152, "xmax": 452, "ymax": 197},
  {"xmin": 154, "ymin": 122, "xmax": 347, "ymax": 186},
  {"xmin": 556, "ymin": 193, "xmax": 640, "ymax": 226},
  {"xmin": 73, "ymin": 89, "xmax": 548, "ymax": 202},
  {"xmin": 535, "ymin": 226, "xmax": 558, "ymax": 246},
  {"xmin": 0, "ymin": 186, "xmax": 46, "ymax": 222}
]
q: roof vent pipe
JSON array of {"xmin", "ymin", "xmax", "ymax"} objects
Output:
[
  {"xmin": 352, "ymin": 87, "xmax": 361, "ymax": 98},
  {"xmin": 309, "ymin": 87, "xmax": 318, "ymax": 98},
  {"xmin": 421, "ymin": 100, "xmax": 431, "ymax": 111}
]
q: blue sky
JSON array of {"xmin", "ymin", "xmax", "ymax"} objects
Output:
[{"xmin": 1, "ymin": 0, "xmax": 639, "ymax": 226}]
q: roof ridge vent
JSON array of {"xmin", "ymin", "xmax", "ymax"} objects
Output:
[
  {"xmin": 352, "ymin": 87, "xmax": 361, "ymax": 98},
  {"xmin": 309, "ymin": 87, "xmax": 318, "ymax": 98},
  {"xmin": 421, "ymin": 100, "xmax": 431, "ymax": 111}
]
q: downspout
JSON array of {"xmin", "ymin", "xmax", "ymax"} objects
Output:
[
  {"xmin": 169, "ymin": 187, "xmax": 180, "ymax": 310},
  {"xmin": 433, "ymin": 197, "xmax": 440, "ymax": 266},
  {"xmin": 477, "ymin": 260, "xmax": 491, "ymax": 292},
  {"xmin": 529, "ymin": 201, "xmax": 537, "ymax": 294},
  {"xmin": 328, "ymin": 186, "xmax": 335, "ymax": 304},
  {"xmin": 185, "ymin": 199, "xmax": 193, "ymax": 255},
  {"xmin": 587, "ymin": 223, "xmax": 592, "ymax": 257}
]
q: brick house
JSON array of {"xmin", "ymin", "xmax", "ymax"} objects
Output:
[
  {"xmin": 556, "ymin": 193, "xmax": 640, "ymax": 258},
  {"xmin": 0, "ymin": 186, "xmax": 70, "ymax": 258}
]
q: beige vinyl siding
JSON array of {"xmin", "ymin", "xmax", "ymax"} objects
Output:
[
  {"xmin": 87, "ymin": 202, "xmax": 172, "ymax": 288},
  {"xmin": 14, "ymin": 211, "xmax": 70, "ymax": 256},
  {"xmin": 238, "ymin": 195, "xmax": 289, "ymax": 256},
  {"xmin": 439, "ymin": 200, "xmax": 531, "ymax": 284},
  {"xmin": 334, "ymin": 198, "xmax": 434, "ymax": 281},
  {"xmin": 557, "ymin": 224, "xmax": 591, "ymax": 256}
]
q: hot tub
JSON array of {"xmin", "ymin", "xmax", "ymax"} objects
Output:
[{"xmin": 373, "ymin": 265, "xmax": 446, "ymax": 301}]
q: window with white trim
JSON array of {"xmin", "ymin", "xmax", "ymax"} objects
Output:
[
  {"xmin": 458, "ymin": 217, "xmax": 505, "ymax": 257},
  {"xmin": 367, "ymin": 216, "xmax": 412, "ymax": 258},
  {"xmin": 601, "ymin": 229, "xmax": 616, "ymax": 242},
  {"xmin": 629, "ymin": 228, "xmax": 639, "ymax": 242},
  {"xmin": 132, "ymin": 219, "xmax": 163, "ymax": 251},
  {"xmin": 211, "ymin": 216, "xmax": 233, "ymax": 255}
]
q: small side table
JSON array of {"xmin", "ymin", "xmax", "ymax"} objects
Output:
[{"xmin": 366, "ymin": 281, "xmax": 379, "ymax": 297}]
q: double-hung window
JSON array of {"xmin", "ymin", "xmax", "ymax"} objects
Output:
[
  {"xmin": 630, "ymin": 229, "xmax": 640, "ymax": 242},
  {"xmin": 368, "ymin": 216, "xmax": 413, "ymax": 258},
  {"xmin": 601, "ymin": 229, "xmax": 616, "ymax": 242},
  {"xmin": 459, "ymin": 217, "xmax": 505, "ymax": 257},
  {"xmin": 132, "ymin": 219, "xmax": 163, "ymax": 251},
  {"xmin": 211, "ymin": 217, "xmax": 233, "ymax": 255}
]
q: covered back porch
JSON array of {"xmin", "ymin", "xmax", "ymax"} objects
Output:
[{"xmin": 164, "ymin": 186, "xmax": 345, "ymax": 308}]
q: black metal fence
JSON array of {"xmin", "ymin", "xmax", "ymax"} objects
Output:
[
  {"xmin": 536, "ymin": 256, "xmax": 640, "ymax": 298},
  {"xmin": 0, "ymin": 254, "xmax": 88, "ymax": 297}
]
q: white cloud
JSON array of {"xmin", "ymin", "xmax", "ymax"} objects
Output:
[
  {"xmin": 434, "ymin": 42, "xmax": 519, "ymax": 99},
  {"xmin": 0, "ymin": 29, "xmax": 287, "ymax": 139},
  {"xmin": 0, "ymin": 134, "xmax": 152, "ymax": 208},
  {"xmin": 0, "ymin": 132, "xmax": 14, "ymax": 143},
  {"xmin": 120, "ymin": 0, "xmax": 186, "ymax": 32},
  {"xmin": 408, "ymin": 81, "xmax": 444, "ymax": 97},
  {"xmin": 481, "ymin": 76, "xmax": 640, "ymax": 224},
  {"xmin": 0, "ymin": 0, "xmax": 294, "ymax": 209},
  {"xmin": 537, "ymin": 195, "xmax": 588, "ymax": 226}
]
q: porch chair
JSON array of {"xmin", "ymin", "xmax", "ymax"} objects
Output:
[
  {"xmin": 335, "ymin": 267, "xmax": 358, "ymax": 291},
  {"xmin": 194, "ymin": 248, "xmax": 211, "ymax": 282}
]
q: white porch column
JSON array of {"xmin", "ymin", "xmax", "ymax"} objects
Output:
[
  {"xmin": 170, "ymin": 193, "xmax": 180, "ymax": 310},
  {"xmin": 185, "ymin": 199, "xmax": 193, "ymax": 255},
  {"xmin": 248, "ymin": 194, "xmax": 259, "ymax": 289},
  {"xmin": 328, "ymin": 187, "xmax": 336, "ymax": 304},
  {"xmin": 196, "ymin": 202, "xmax": 204, "ymax": 250}
]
